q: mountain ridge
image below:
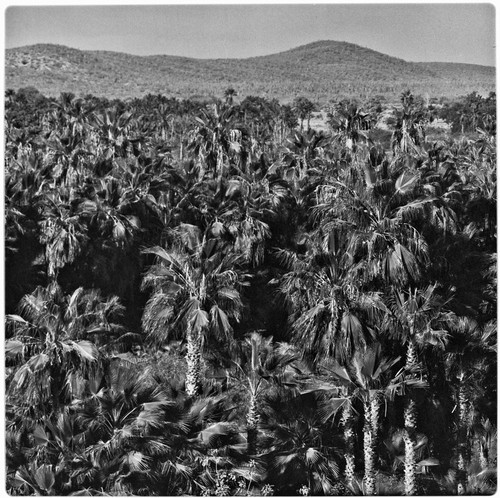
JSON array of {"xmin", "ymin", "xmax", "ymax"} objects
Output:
[{"xmin": 5, "ymin": 41, "xmax": 495, "ymax": 102}]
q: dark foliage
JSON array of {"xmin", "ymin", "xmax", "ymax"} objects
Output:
[{"xmin": 5, "ymin": 88, "xmax": 496, "ymax": 496}]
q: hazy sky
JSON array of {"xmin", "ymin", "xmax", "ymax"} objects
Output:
[{"xmin": 4, "ymin": 3, "xmax": 496, "ymax": 66}]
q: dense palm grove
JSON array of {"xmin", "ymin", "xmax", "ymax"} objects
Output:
[{"xmin": 5, "ymin": 87, "xmax": 497, "ymax": 496}]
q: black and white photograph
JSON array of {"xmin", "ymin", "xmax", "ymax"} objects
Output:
[{"xmin": 4, "ymin": 2, "xmax": 497, "ymax": 495}]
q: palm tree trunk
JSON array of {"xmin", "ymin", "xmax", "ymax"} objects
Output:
[
  {"xmin": 404, "ymin": 337, "xmax": 418, "ymax": 496},
  {"xmin": 363, "ymin": 398, "xmax": 376, "ymax": 495},
  {"xmin": 403, "ymin": 397, "xmax": 418, "ymax": 496},
  {"xmin": 341, "ymin": 392, "xmax": 356, "ymax": 485},
  {"xmin": 370, "ymin": 391, "xmax": 381, "ymax": 443},
  {"xmin": 49, "ymin": 363, "xmax": 62, "ymax": 413},
  {"xmin": 479, "ymin": 443, "xmax": 489, "ymax": 470},
  {"xmin": 247, "ymin": 393, "xmax": 259, "ymax": 455},
  {"xmin": 185, "ymin": 330, "xmax": 202, "ymax": 397},
  {"xmin": 216, "ymin": 148, "xmax": 225, "ymax": 192},
  {"xmin": 406, "ymin": 336, "xmax": 418, "ymax": 368},
  {"xmin": 456, "ymin": 376, "xmax": 468, "ymax": 494}
]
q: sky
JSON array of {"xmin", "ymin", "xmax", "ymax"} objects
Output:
[{"xmin": 4, "ymin": 2, "xmax": 497, "ymax": 66}]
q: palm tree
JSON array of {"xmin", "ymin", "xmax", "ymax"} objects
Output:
[
  {"xmin": 278, "ymin": 230, "xmax": 386, "ymax": 487},
  {"xmin": 5, "ymin": 145, "xmax": 50, "ymax": 309},
  {"xmin": 180, "ymin": 169, "xmax": 277, "ymax": 268},
  {"xmin": 7, "ymin": 408, "xmax": 92, "ymax": 495},
  {"xmin": 321, "ymin": 345, "xmax": 393, "ymax": 495},
  {"xmin": 141, "ymin": 225, "xmax": 248, "ymax": 396},
  {"xmin": 292, "ymin": 97, "xmax": 315, "ymax": 131},
  {"xmin": 278, "ymin": 231, "xmax": 385, "ymax": 366},
  {"xmin": 320, "ymin": 343, "xmax": 425, "ymax": 495},
  {"xmin": 314, "ymin": 166, "xmax": 435, "ymax": 287},
  {"xmin": 10, "ymin": 462, "xmax": 62, "ymax": 495},
  {"xmin": 89, "ymin": 107, "xmax": 137, "ymax": 160},
  {"xmin": 73, "ymin": 364, "xmax": 173, "ymax": 494},
  {"xmin": 5, "ymin": 283, "xmax": 124, "ymax": 415},
  {"xmin": 383, "ymin": 284, "xmax": 454, "ymax": 495},
  {"xmin": 391, "ymin": 91, "xmax": 429, "ymax": 158},
  {"xmin": 299, "ymin": 377, "xmax": 357, "ymax": 488},
  {"xmin": 456, "ymin": 134, "xmax": 497, "ymax": 250},
  {"xmin": 224, "ymin": 87, "xmax": 238, "ymax": 107},
  {"xmin": 187, "ymin": 103, "xmax": 244, "ymax": 187},
  {"xmin": 228, "ymin": 333, "xmax": 299, "ymax": 455},
  {"xmin": 72, "ymin": 175, "xmax": 144, "ymax": 305},
  {"xmin": 445, "ymin": 317, "xmax": 497, "ymax": 493},
  {"xmin": 260, "ymin": 388, "xmax": 342, "ymax": 496},
  {"xmin": 472, "ymin": 418, "xmax": 496, "ymax": 471},
  {"xmin": 38, "ymin": 189, "xmax": 88, "ymax": 282},
  {"xmin": 280, "ymin": 129, "xmax": 330, "ymax": 200},
  {"xmin": 328, "ymin": 99, "xmax": 375, "ymax": 151},
  {"xmin": 339, "ymin": 385, "xmax": 357, "ymax": 486},
  {"xmin": 238, "ymin": 95, "xmax": 284, "ymax": 145}
]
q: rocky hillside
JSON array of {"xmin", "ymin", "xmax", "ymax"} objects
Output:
[{"xmin": 5, "ymin": 41, "xmax": 495, "ymax": 102}]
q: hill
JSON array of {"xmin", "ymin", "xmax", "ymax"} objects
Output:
[{"xmin": 5, "ymin": 40, "xmax": 496, "ymax": 102}]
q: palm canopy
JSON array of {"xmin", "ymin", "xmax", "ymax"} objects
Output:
[
  {"xmin": 391, "ymin": 91, "xmax": 430, "ymax": 157},
  {"xmin": 310, "ymin": 343, "xmax": 421, "ymax": 405},
  {"xmin": 259, "ymin": 388, "xmax": 342, "ymax": 495},
  {"xmin": 328, "ymin": 99, "xmax": 375, "ymax": 150},
  {"xmin": 300, "ymin": 342, "xmax": 427, "ymax": 433},
  {"xmin": 227, "ymin": 334, "xmax": 300, "ymax": 419},
  {"xmin": 38, "ymin": 189, "xmax": 88, "ymax": 280},
  {"xmin": 186, "ymin": 172, "xmax": 278, "ymax": 267},
  {"xmin": 314, "ymin": 168, "xmax": 433, "ymax": 287},
  {"xmin": 142, "ymin": 223, "xmax": 249, "ymax": 349},
  {"xmin": 278, "ymin": 231, "xmax": 385, "ymax": 366},
  {"xmin": 6, "ymin": 283, "xmax": 125, "ymax": 413},
  {"xmin": 230, "ymin": 333, "xmax": 299, "ymax": 394},
  {"xmin": 187, "ymin": 103, "xmax": 246, "ymax": 180},
  {"xmin": 444, "ymin": 316, "xmax": 496, "ymax": 418},
  {"xmin": 383, "ymin": 283, "xmax": 454, "ymax": 365},
  {"xmin": 74, "ymin": 365, "xmax": 174, "ymax": 491}
]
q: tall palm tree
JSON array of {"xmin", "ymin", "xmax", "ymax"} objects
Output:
[
  {"xmin": 187, "ymin": 103, "xmax": 244, "ymax": 187},
  {"xmin": 384, "ymin": 284, "xmax": 454, "ymax": 495},
  {"xmin": 328, "ymin": 99, "xmax": 375, "ymax": 151},
  {"xmin": 89, "ymin": 107, "xmax": 137, "ymax": 160},
  {"xmin": 281, "ymin": 128, "xmax": 330, "ymax": 181},
  {"xmin": 142, "ymin": 225, "xmax": 248, "ymax": 396},
  {"xmin": 321, "ymin": 345, "xmax": 395, "ymax": 495},
  {"xmin": 278, "ymin": 231, "xmax": 385, "ymax": 366},
  {"xmin": 445, "ymin": 317, "xmax": 497, "ymax": 493},
  {"xmin": 224, "ymin": 87, "xmax": 238, "ymax": 107},
  {"xmin": 456, "ymin": 135, "xmax": 497, "ymax": 251},
  {"xmin": 38, "ymin": 189, "xmax": 88, "ymax": 282},
  {"xmin": 229, "ymin": 333, "xmax": 299, "ymax": 455},
  {"xmin": 314, "ymin": 167, "xmax": 433, "ymax": 288},
  {"xmin": 339, "ymin": 385, "xmax": 357, "ymax": 486},
  {"xmin": 182, "ymin": 169, "xmax": 278, "ymax": 268},
  {"xmin": 278, "ymin": 230, "xmax": 385, "ymax": 487},
  {"xmin": 292, "ymin": 97, "xmax": 315, "ymax": 132},
  {"xmin": 300, "ymin": 377, "xmax": 357, "ymax": 487},
  {"xmin": 320, "ymin": 343, "xmax": 425, "ymax": 495},
  {"xmin": 391, "ymin": 91, "xmax": 429, "ymax": 158}
]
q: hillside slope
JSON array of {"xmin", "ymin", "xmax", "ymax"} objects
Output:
[{"xmin": 5, "ymin": 41, "xmax": 495, "ymax": 102}]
